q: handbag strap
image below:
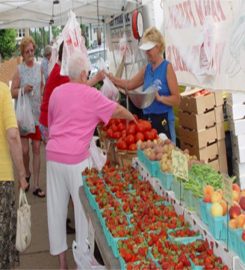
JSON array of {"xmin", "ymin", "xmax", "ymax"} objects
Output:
[{"xmin": 19, "ymin": 189, "xmax": 29, "ymax": 207}]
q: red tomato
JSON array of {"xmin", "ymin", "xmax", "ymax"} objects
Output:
[
  {"xmin": 126, "ymin": 124, "xmax": 136, "ymax": 135},
  {"xmin": 111, "ymin": 124, "xmax": 118, "ymax": 132},
  {"xmin": 106, "ymin": 128, "xmax": 113, "ymax": 138},
  {"xmin": 117, "ymin": 123, "xmax": 125, "ymax": 131},
  {"xmin": 116, "ymin": 139, "xmax": 127, "ymax": 150},
  {"xmin": 135, "ymin": 132, "xmax": 145, "ymax": 142},
  {"xmin": 113, "ymin": 131, "xmax": 121, "ymax": 139},
  {"xmin": 144, "ymin": 130, "xmax": 154, "ymax": 140},
  {"xmin": 121, "ymin": 130, "xmax": 127, "ymax": 138},
  {"xmin": 142, "ymin": 120, "xmax": 152, "ymax": 131},
  {"xmin": 151, "ymin": 128, "xmax": 158, "ymax": 139},
  {"xmin": 126, "ymin": 134, "xmax": 135, "ymax": 145},
  {"xmin": 128, "ymin": 143, "xmax": 137, "ymax": 151},
  {"xmin": 136, "ymin": 123, "xmax": 145, "ymax": 132}
]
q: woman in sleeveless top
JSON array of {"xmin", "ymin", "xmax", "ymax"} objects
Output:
[
  {"xmin": 11, "ymin": 36, "xmax": 45, "ymax": 198},
  {"xmin": 108, "ymin": 27, "xmax": 180, "ymax": 144}
]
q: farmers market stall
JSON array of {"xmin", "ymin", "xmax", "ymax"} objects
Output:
[{"xmin": 80, "ymin": 136, "xmax": 245, "ymax": 269}]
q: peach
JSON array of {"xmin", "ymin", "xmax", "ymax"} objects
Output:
[
  {"xmin": 204, "ymin": 185, "xmax": 214, "ymax": 196},
  {"xmin": 211, "ymin": 191, "xmax": 222, "ymax": 203},
  {"xmin": 211, "ymin": 202, "xmax": 223, "ymax": 217},
  {"xmin": 232, "ymin": 190, "xmax": 240, "ymax": 202},
  {"xmin": 203, "ymin": 194, "xmax": 212, "ymax": 203},
  {"xmin": 235, "ymin": 214, "xmax": 245, "ymax": 228},
  {"xmin": 220, "ymin": 200, "xmax": 228, "ymax": 215},
  {"xmin": 229, "ymin": 204, "xmax": 242, "ymax": 219},
  {"xmin": 241, "ymin": 190, "xmax": 245, "ymax": 197},
  {"xmin": 239, "ymin": 196, "xmax": 245, "ymax": 211},
  {"xmin": 229, "ymin": 218, "xmax": 238, "ymax": 229},
  {"xmin": 232, "ymin": 183, "xmax": 241, "ymax": 193}
]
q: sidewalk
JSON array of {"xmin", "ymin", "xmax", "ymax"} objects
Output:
[{"xmin": 15, "ymin": 144, "xmax": 76, "ymax": 269}]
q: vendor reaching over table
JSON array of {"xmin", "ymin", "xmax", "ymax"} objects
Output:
[
  {"xmin": 108, "ymin": 26, "xmax": 180, "ymax": 144},
  {"xmin": 46, "ymin": 51, "xmax": 136, "ymax": 270}
]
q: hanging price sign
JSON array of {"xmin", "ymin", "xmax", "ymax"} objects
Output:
[
  {"xmin": 172, "ymin": 149, "xmax": 188, "ymax": 180},
  {"xmin": 222, "ymin": 174, "xmax": 233, "ymax": 206}
]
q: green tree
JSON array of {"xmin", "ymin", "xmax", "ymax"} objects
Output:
[{"xmin": 0, "ymin": 29, "xmax": 17, "ymax": 60}]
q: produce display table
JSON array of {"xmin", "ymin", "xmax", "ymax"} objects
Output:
[{"xmin": 79, "ymin": 186, "xmax": 120, "ymax": 270}]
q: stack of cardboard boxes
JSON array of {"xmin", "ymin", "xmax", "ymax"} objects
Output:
[
  {"xmin": 227, "ymin": 92, "xmax": 245, "ymax": 188},
  {"xmin": 178, "ymin": 90, "xmax": 227, "ymax": 173}
]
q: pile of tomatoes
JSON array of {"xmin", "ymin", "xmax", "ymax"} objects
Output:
[{"xmin": 101, "ymin": 117, "xmax": 158, "ymax": 151}]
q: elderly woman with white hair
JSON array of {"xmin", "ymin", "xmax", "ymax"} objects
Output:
[{"xmin": 46, "ymin": 51, "xmax": 136, "ymax": 269}]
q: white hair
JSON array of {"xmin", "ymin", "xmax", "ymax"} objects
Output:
[{"xmin": 67, "ymin": 50, "xmax": 90, "ymax": 80}]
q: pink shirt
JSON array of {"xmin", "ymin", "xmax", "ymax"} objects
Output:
[{"xmin": 46, "ymin": 82, "xmax": 117, "ymax": 164}]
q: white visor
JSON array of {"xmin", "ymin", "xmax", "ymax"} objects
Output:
[{"xmin": 139, "ymin": 41, "xmax": 157, "ymax": 51}]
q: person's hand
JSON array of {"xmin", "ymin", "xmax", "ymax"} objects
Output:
[
  {"xmin": 19, "ymin": 177, "xmax": 29, "ymax": 191},
  {"xmin": 155, "ymin": 92, "xmax": 162, "ymax": 102},
  {"xmin": 24, "ymin": 84, "xmax": 33, "ymax": 94},
  {"xmin": 95, "ymin": 70, "xmax": 106, "ymax": 82},
  {"xmin": 107, "ymin": 72, "xmax": 115, "ymax": 82}
]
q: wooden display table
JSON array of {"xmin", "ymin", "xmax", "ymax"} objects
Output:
[{"xmin": 79, "ymin": 187, "xmax": 120, "ymax": 270}]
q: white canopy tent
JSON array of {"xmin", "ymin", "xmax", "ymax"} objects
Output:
[{"xmin": 0, "ymin": 0, "xmax": 134, "ymax": 29}]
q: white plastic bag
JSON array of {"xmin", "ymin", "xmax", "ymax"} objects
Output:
[
  {"xmin": 100, "ymin": 77, "xmax": 119, "ymax": 101},
  {"xmin": 16, "ymin": 88, "xmax": 35, "ymax": 135},
  {"xmin": 16, "ymin": 189, "xmax": 31, "ymax": 252},
  {"xmin": 61, "ymin": 11, "xmax": 90, "ymax": 76},
  {"xmin": 89, "ymin": 137, "xmax": 106, "ymax": 171}
]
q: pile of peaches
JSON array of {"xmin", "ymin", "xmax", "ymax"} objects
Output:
[{"xmin": 203, "ymin": 183, "xmax": 245, "ymax": 238}]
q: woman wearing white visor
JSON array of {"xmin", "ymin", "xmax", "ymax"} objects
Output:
[{"xmin": 108, "ymin": 26, "xmax": 180, "ymax": 143}]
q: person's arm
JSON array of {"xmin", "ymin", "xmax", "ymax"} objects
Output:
[
  {"xmin": 87, "ymin": 70, "xmax": 105, "ymax": 87},
  {"xmin": 155, "ymin": 63, "xmax": 180, "ymax": 107},
  {"xmin": 111, "ymin": 104, "xmax": 137, "ymax": 123},
  {"xmin": 107, "ymin": 66, "xmax": 146, "ymax": 91},
  {"xmin": 11, "ymin": 68, "xmax": 34, "ymax": 98},
  {"xmin": 6, "ymin": 127, "xmax": 28, "ymax": 190}
]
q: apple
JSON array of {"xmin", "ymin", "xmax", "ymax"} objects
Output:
[
  {"xmin": 211, "ymin": 202, "xmax": 223, "ymax": 217},
  {"xmin": 220, "ymin": 200, "xmax": 228, "ymax": 215},
  {"xmin": 203, "ymin": 185, "xmax": 214, "ymax": 196},
  {"xmin": 239, "ymin": 196, "xmax": 245, "ymax": 211},
  {"xmin": 229, "ymin": 204, "xmax": 241, "ymax": 219},
  {"xmin": 241, "ymin": 189, "xmax": 245, "ymax": 197}
]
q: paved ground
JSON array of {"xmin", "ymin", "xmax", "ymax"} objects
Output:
[{"xmin": 15, "ymin": 143, "xmax": 76, "ymax": 269}]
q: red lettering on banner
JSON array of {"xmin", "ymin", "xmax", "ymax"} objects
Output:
[
  {"xmin": 195, "ymin": 0, "xmax": 226, "ymax": 25},
  {"xmin": 183, "ymin": 0, "xmax": 197, "ymax": 26},
  {"xmin": 216, "ymin": 0, "xmax": 226, "ymax": 21},
  {"xmin": 195, "ymin": 0, "xmax": 205, "ymax": 25}
]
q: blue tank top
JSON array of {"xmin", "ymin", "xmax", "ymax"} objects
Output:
[{"xmin": 143, "ymin": 60, "xmax": 174, "ymax": 120}]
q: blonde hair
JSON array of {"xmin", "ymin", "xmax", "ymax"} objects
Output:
[
  {"xmin": 20, "ymin": 36, "xmax": 36, "ymax": 57},
  {"xmin": 142, "ymin": 26, "xmax": 165, "ymax": 53}
]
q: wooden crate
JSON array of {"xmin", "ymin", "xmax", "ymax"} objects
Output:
[{"xmin": 96, "ymin": 125, "xmax": 107, "ymax": 150}]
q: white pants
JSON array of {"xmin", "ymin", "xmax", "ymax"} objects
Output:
[{"xmin": 47, "ymin": 158, "xmax": 92, "ymax": 255}]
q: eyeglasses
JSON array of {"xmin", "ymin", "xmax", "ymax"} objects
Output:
[{"xmin": 25, "ymin": 49, "xmax": 34, "ymax": 54}]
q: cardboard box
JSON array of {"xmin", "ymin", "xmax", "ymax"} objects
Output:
[
  {"xmin": 179, "ymin": 125, "xmax": 218, "ymax": 148},
  {"xmin": 180, "ymin": 140, "xmax": 218, "ymax": 162},
  {"xmin": 217, "ymin": 140, "xmax": 228, "ymax": 173},
  {"xmin": 226, "ymin": 103, "xmax": 245, "ymax": 120},
  {"xmin": 216, "ymin": 122, "xmax": 225, "ymax": 140},
  {"xmin": 214, "ymin": 106, "xmax": 224, "ymax": 123},
  {"xmin": 178, "ymin": 110, "xmax": 216, "ymax": 131},
  {"xmin": 180, "ymin": 93, "xmax": 216, "ymax": 114},
  {"xmin": 229, "ymin": 118, "xmax": 245, "ymax": 136},
  {"xmin": 214, "ymin": 92, "xmax": 224, "ymax": 106},
  {"xmin": 226, "ymin": 92, "xmax": 245, "ymax": 105}
]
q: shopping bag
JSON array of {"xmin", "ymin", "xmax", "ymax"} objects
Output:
[
  {"xmin": 100, "ymin": 77, "xmax": 119, "ymax": 101},
  {"xmin": 89, "ymin": 137, "xmax": 107, "ymax": 171},
  {"xmin": 16, "ymin": 88, "xmax": 35, "ymax": 135},
  {"xmin": 61, "ymin": 10, "xmax": 90, "ymax": 76},
  {"xmin": 16, "ymin": 189, "xmax": 31, "ymax": 252}
]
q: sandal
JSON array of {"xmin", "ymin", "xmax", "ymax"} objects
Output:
[
  {"xmin": 33, "ymin": 188, "xmax": 45, "ymax": 198},
  {"xmin": 25, "ymin": 175, "xmax": 31, "ymax": 192}
]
